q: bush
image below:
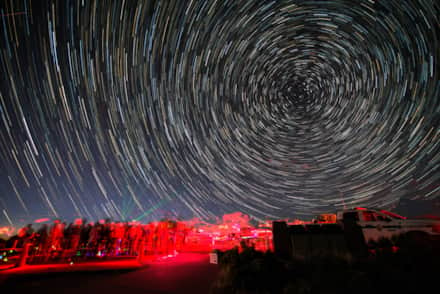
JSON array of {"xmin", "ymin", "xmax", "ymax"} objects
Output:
[{"xmin": 212, "ymin": 247, "xmax": 287, "ymax": 294}]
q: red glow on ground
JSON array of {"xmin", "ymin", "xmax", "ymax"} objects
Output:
[{"xmin": 0, "ymin": 258, "xmax": 147, "ymax": 275}]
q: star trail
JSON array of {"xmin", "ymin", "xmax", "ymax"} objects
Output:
[{"xmin": 0, "ymin": 0, "xmax": 439, "ymax": 226}]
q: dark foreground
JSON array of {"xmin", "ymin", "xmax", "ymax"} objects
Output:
[
  {"xmin": 0, "ymin": 253, "xmax": 219, "ymax": 294},
  {"xmin": 211, "ymin": 242, "xmax": 440, "ymax": 294}
]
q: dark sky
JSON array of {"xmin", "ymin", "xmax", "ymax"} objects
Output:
[{"xmin": 0, "ymin": 0, "xmax": 439, "ymax": 227}]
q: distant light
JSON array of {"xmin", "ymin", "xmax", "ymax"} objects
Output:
[{"xmin": 34, "ymin": 218, "xmax": 50, "ymax": 223}]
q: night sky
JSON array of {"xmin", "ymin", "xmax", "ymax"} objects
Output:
[{"xmin": 0, "ymin": 0, "xmax": 438, "ymax": 227}]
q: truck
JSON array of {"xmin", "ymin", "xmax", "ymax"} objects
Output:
[
  {"xmin": 336, "ymin": 207, "xmax": 440, "ymax": 244},
  {"xmin": 272, "ymin": 207, "xmax": 440, "ymax": 259}
]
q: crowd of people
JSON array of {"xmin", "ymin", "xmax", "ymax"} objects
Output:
[{"xmin": 3, "ymin": 218, "xmax": 189, "ymax": 261}]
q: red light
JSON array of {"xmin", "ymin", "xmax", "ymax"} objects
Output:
[
  {"xmin": 34, "ymin": 218, "xmax": 50, "ymax": 223},
  {"xmin": 355, "ymin": 207, "xmax": 366, "ymax": 210}
]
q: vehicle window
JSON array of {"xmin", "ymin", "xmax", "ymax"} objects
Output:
[
  {"xmin": 373, "ymin": 213, "xmax": 391, "ymax": 222},
  {"xmin": 379, "ymin": 210, "xmax": 406, "ymax": 219},
  {"xmin": 343, "ymin": 212, "xmax": 359, "ymax": 221},
  {"xmin": 362, "ymin": 211, "xmax": 376, "ymax": 221}
]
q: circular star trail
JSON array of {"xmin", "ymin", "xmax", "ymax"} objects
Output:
[{"xmin": 0, "ymin": 0, "xmax": 439, "ymax": 225}]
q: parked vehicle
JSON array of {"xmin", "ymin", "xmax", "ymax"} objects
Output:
[
  {"xmin": 272, "ymin": 207, "xmax": 440, "ymax": 260},
  {"xmin": 336, "ymin": 207, "xmax": 440, "ymax": 243}
]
